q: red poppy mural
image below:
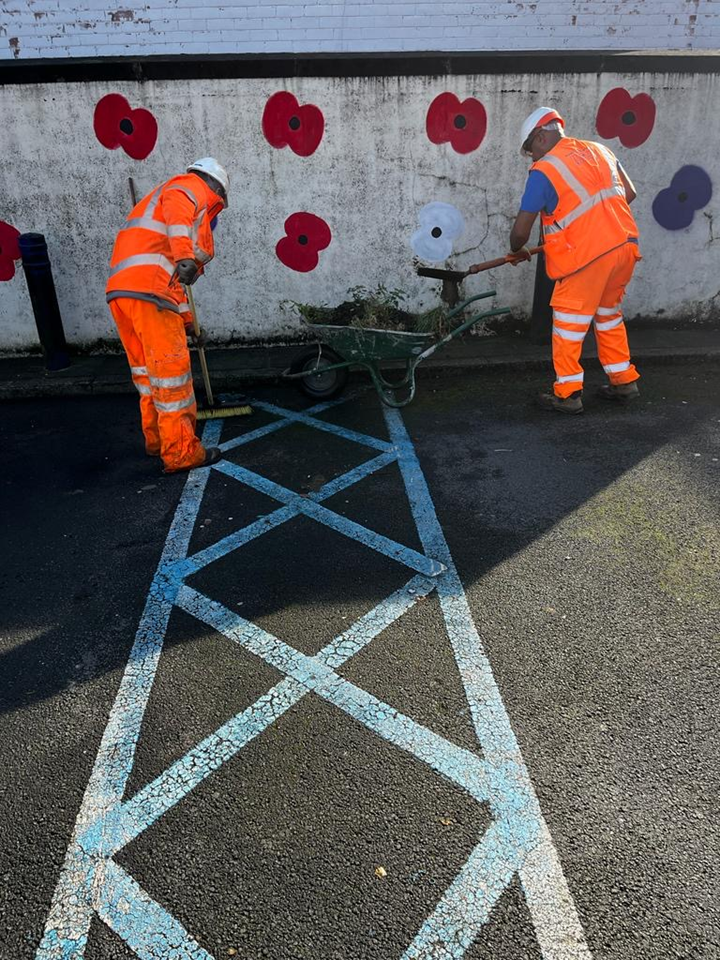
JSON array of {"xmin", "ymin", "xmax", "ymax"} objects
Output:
[
  {"xmin": 426, "ymin": 93, "xmax": 487, "ymax": 154},
  {"xmin": 93, "ymin": 94, "xmax": 158, "ymax": 161},
  {"xmin": 262, "ymin": 92, "xmax": 325, "ymax": 157},
  {"xmin": 276, "ymin": 213, "xmax": 331, "ymax": 272},
  {"xmin": 596, "ymin": 88, "xmax": 656, "ymax": 148},
  {"xmin": 0, "ymin": 221, "xmax": 21, "ymax": 282}
]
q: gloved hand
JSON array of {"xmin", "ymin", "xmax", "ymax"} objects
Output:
[
  {"xmin": 507, "ymin": 246, "xmax": 532, "ymax": 265},
  {"xmin": 188, "ymin": 325, "xmax": 206, "ymax": 348},
  {"xmin": 176, "ymin": 259, "xmax": 199, "ymax": 285}
]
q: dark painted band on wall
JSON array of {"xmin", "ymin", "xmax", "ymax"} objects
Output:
[{"xmin": 1, "ymin": 50, "xmax": 719, "ymax": 86}]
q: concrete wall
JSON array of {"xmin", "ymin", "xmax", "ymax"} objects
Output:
[
  {"xmin": 0, "ymin": 64, "xmax": 718, "ymax": 351},
  {"xmin": 2, "ymin": 0, "xmax": 719, "ymax": 59}
]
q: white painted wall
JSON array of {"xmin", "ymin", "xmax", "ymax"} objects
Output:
[
  {"xmin": 0, "ymin": 70, "xmax": 718, "ymax": 352},
  {"xmin": 1, "ymin": 0, "xmax": 718, "ymax": 59}
]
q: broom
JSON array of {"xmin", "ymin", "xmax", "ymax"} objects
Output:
[
  {"xmin": 183, "ymin": 284, "xmax": 252, "ymax": 420},
  {"xmin": 127, "ymin": 176, "xmax": 252, "ymax": 421}
]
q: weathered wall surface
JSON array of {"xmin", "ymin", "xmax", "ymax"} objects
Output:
[
  {"xmin": 0, "ymin": 67, "xmax": 718, "ymax": 351},
  {"xmin": 2, "ymin": 0, "xmax": 718, "ymax": 59}
]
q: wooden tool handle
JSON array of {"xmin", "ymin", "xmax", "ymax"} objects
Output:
[
  {"xmin": 184, "ymin": 285, "xmax": 215, "ymax": 408},
  {"xmin": 468, "ymin": 245, "xmax": 543, "ymax": 275}
]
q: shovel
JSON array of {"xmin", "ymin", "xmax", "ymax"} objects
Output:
[{"xmin": 417, "ymin": 245, "xmax": 543, "ymax": 281}]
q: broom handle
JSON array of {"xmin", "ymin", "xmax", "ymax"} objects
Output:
[
  {"xmin": 468, "ymin": 245, "xmax": 543, "ymax": 275},
  {"xmin": 184, "ymin": 285, "xmax": 215, "ymax": 408}
]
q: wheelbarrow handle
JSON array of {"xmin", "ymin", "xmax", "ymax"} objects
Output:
[
  {"xmin": 445, "ymin": 290, "xmax": 496, "ymax": 322},
  {"xmin": 416, "ymin": 307, "xmax": 511, "ymax": 363}
]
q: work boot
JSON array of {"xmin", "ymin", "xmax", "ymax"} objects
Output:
[
  {"xmin": 163, "ymin": 447, "xmax": 222, "ymax": 474},
  {"xmin": 597, "ymin": 382, "xmax": 640, "ymax": 403},
  {"xmin": 537, "ymin": 390, "xmax": 583, "ymax": 414}
]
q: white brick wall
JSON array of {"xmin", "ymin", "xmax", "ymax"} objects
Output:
[{"xmin": 1, "ymin": 0, "xmax": 718, "ymax": 60}]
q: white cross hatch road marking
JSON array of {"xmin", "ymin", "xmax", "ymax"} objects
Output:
[{"xmin": 36, "ymin": 394, "xmax": 592, "ymax": 960}]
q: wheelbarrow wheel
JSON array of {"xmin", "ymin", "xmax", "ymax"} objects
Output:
[{"xmin": 290, "ymin": 346, "xmax": 349, "ymax": 400}]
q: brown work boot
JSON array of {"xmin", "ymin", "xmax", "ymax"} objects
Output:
[
  {"xmin": 597, "ymin": 382, "xmax": 640, "ymax": 403},
  {"xmin": 537, "ymin": 390, "xmax": 583, "ymax": 415}
]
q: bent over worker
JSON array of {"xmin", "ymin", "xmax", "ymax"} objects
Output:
[
  {"xmin": 106, "ymin": 158, "xmax": 228, "ymax": 471},
  {"xmin": 508, "ymin": 107, "xmax": 641, "ymax": 414}
]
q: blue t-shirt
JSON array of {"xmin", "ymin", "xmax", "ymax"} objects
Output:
[{"xmin": 520, "ymin": 170, "xmax": 559, "ymax": 215}]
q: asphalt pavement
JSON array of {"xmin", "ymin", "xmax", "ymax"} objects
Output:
[{"xmin": 1, "ymin": 361, "xmax": 718, "ymax": 960}]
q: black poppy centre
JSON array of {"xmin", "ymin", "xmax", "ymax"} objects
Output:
[
  {"xmin": 677, "ymin": 191, "xmax": 689, "ymax": 203},
  {"xmin": 453, "ymin": 114, "xmax": 467, "ymax": 129},
  {"xmin": 298, "ymin": 234, "xmax": 309, "ymax": 245},
  {"xmin": 119, "ymin": 117, "xmax": 134, "ymax": 135},
  {"xmin": 289, "ymin": 116, "xmax": 301, "ymax": 130},
  {"xmin": 621, "ymin": 111, "xmax": 636, "ymax": 126},
  {"xmin": 431, "ymin": 227, "xmax": 443, "ymax": 238}
]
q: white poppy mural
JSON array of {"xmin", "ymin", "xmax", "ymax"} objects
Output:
[{"xmin": 410, "ymin": 201, "xmax": 466, "ymax": 262}]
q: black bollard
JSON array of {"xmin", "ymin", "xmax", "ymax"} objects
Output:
[
  {"xmin": 19, "ymin": 232, "xmax": 70, "ymax": 371},
  {"xmin": 527, "ymin": 230, "xmax": 554, "ymax": 345}
]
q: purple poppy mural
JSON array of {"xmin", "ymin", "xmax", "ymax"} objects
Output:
[{"xmin": 652, "ymin": 166, "xmax": 713, "ymax": 231}]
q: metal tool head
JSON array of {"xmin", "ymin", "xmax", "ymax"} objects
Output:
[{"xmin": 416, "ymin": 266, "xmax": 468, "ymax": 282}]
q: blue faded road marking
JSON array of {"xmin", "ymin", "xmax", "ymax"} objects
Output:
[
  {"xmin": 219, "ymin": 395, "xmax": 366, "ymax": 454},
  {"xmin": 36, "ymin": 421, "xmax": 221, "ymax": 960},
  {"xmin": 182, "ymin": 451, "xmax": 397, "ymax": 574},
  {"xmin": 79, "ymin": 575, "xmax": 437, "ymax": 857},
  {"xmin": 383, "ymin": 407, "xmax": 591, "ymax": 959},
  {"xmin": 252, "ymin": 399, "xmax": 393, "ymax": 452},
  {"xmin": 39, "ymin": 397, "xmax": 590, "ymax": 960},
  {"xmin": 97, "ymin": 860, "xmax": 212, "ymax": 959},
  {"xmin": 214, "ymin": 458, "xmax": 445, "ymax": 577}
]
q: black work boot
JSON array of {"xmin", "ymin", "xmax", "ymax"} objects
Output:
[
  {"xmin": 201, "ymin": 447, "xmax": 222, "ymax": 467},
  {"xmin": 162, "ymin": 447, "xmax": 223, "ymax": 475},
  {"xmin": 597, "ymin": 382, "xmax": 640, "ymax": 403},
  {"xmin": 537, "ymin": 390, "xmax": 584, "ymax": 415}
]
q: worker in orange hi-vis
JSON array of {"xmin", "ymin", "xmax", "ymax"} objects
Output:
[
  {"xmin": 504, "ymin": 107, "xmax": 642, "ymax": 414},
  {"xmin": 106, "ymin": 158, "xmax": 229, "ymax": 472}
]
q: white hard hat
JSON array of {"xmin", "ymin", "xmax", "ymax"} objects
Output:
[
  {"xmin": 187, "ymin": 158, "xmax": 229, "ymax": 198},
  {"xmin": 520, "ymin": 107, "xmax": 564, "ymax": 153}
]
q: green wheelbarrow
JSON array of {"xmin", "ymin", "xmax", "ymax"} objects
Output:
[{"xmin": 284, "ymin": 290, "xmax": 511, "ymax": 408}]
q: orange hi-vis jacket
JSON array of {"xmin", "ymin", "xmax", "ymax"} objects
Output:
[
  {"xmin": 532, "ymin": 138, "xmax": 639, "ymax": 280},
  {"xmin": 106, "ymin": 174, "xmax": 225, "ymax": 315}
]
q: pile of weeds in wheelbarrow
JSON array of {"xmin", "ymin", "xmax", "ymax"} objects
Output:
[{"xmin": 281, "ymin": 285, "xmax": 453, "ymax": 337}]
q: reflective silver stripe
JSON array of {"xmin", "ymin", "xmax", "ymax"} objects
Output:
[
  {"xmin": 134, "ymin": 382, "xmax": 152, "ymax": 396},
  {"xmin": 109, "ymin": 253, "xmax": 175, "ymax": 278},
  {"xmin": 595, "ymin": 143, "xmax": 623, "ymax": 189},
  {"xmin": 150, "ymin": 372, "xmax": 192, "ymax": 389},
  {"xmin": 544, "ymin": 222, "xmax": 561, "ymax": 235},
  {"xmin": 195, "ymin": 247, "xmax": 212, "ymax": 265},
  {"xmin": 178, "ymin": 303, "xmax": 191, "ymax": 314},
  {"xmin": 553, "ymin": 325, "xmax": 587, "ymax": 342},
  {"xmin": 557, "ymin": 372, "xmax": 584, "ymax": 384},
  {"xmin": 107, "ymin": 290, "xmax": 181, "ymax": 313},
  {"xmin": 553, "ymin": 185, "xmax": 626, "ymax": 231},
  {"xmin": 121, "ymin": 217, "xmax": 168, "ymax": 235},
  {"xmin": 154, "ymin": 394, "xmax": 195, "ymax": 413},
  {"xmin": 168, "ymin": 224, "xmax": 192, "ymax": 238},
  {"xmin": 595, "ymin": 317, "xmax": 624, "ymax": 332},
  {"xmin": 130, "ymin": 365, "xmax": 148, "ymax": 376},
  {"xmin": 144, "ymin": 186, "xmax": 163, "ymax": 218},
  {"xmin": 540, "ymin": 154, "xmax": 591, "ymax": 202},
  {"xmin": 554, "ymin": 311, "xmax": 593, "ymax": 326},
  {"xmin": 165, "ymin": 185, "xmax": 199, "ymax": 209},
  {"xmin": 603, "ymin": 360, "xmax": 630, "ymax": 374},
  {"xmin": 596, "ymin": 305, "xmax": 620, "ymax": 316}
]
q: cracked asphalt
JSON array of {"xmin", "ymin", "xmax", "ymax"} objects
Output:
[{"xmin": 1, "ymin": 360, "xmax": 718, "ymax": 960}]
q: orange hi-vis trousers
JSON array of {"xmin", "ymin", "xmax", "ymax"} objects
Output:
[
  {"xmin": 110, "ymin": 297, "xmax": 206, "ymax": 473},
  {"xmin": 549, "ymin": 242, "xmax": 642, "ymax": 398}
]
